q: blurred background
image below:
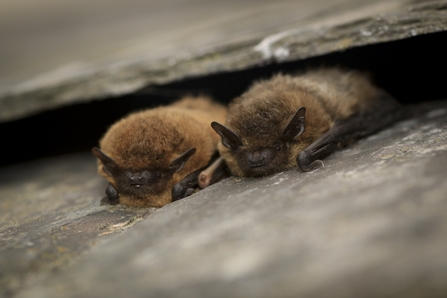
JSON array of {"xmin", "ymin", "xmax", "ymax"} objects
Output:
[{"xmin": 1, "ymin": 0, "xmax": 344, "ymax": 92}]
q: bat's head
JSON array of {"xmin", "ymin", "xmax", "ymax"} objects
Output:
[
  {"xmin": 211, "ymin": 107, "xmax": 306, "ymax": 177},
  {"xmin": 92, "ymin": 147, "xmax": 196, "ymax": 200}
]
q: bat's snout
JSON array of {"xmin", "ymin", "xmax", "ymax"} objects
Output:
[
  {"xmin": 248, "ymin": 157, "xmax": 266, "ymax": 168},
  {"xmin": 126, "ymin": 171, "xmax": 150, "ymax": 187},
  {"xmin": 246, "ymin": 149, "xmax": 275, "ymax": 168}
]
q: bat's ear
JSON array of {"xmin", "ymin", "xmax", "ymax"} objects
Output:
[
  {"xmin": 281, "ymin": 107, "xmax": 306, "ymax": 142},
  {"xmin": 211, "ymin": 122, "xmax": 243, "ymax": 150},
  {"xmin": 169, "ymin": 148, "xmax": 196, "ymax": 173},
  {"xmin": 92, "ymin": 147, "xmax": 117, "ymax": 176}
]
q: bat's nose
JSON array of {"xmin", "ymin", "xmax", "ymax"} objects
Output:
[
  {"xmin": 247, "ymin": 152, "xmax": 266, "ymax": 167},
  {"xmin": 246, "ymin": 148, "xmax": 276, "ymax": 168},
  {"xmin": 128, "ymin": 173, "xmax": 145, "ymax": 185}
]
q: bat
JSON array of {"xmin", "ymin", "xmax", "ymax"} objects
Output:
[
  {"xmin": 211, "ymin": 67, "xmax": 402, "ymax": 177},
  {"xmin": 92, "ymin": 96, "xmax": 227, "ymax": 207}
]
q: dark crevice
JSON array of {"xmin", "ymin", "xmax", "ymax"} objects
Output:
[{"xmin": 1, "ymin": 31, "xmax": 446, "ymax": 167}]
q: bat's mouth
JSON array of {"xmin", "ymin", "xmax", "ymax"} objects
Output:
[
  {"xmin": 249, "ymin": 163, "xmax": 266, "ymax": 168},
  {"xmin": 131, "ymin": 184, "xmax": 143, "ymax": 188},
  {"xmin": 245, "ymin": 165, "xmax": 274, "ymax": 177}
]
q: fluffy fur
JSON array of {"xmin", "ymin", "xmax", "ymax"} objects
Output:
[
  {"xmin": 215, "ymin": 68, "xmax": 399, "ymax": 177},
  {"xmin": 94, "ymin": 96, "xmax": 226, "ymax": 207}
]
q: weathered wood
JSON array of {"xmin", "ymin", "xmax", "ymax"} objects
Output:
[
  {"xmin": 0, "ymin": 154, "xmax": 156, "ymax": 297},
  {"xmin": 1, "ymin": 0, "xmax": 446, "ymax": 122}
]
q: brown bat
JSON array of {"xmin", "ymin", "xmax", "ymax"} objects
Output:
[
  {"xmin": 211, "ymin": 67, "xmax": 402, "ymax": 177},
  {"xmin": 92, "ymin": 96, "xmax": 227, "ymax": 207}
]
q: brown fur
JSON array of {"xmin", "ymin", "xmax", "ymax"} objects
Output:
[
  {"xmin": 218, "ymin": 68, "xmax": 385, "ymax": 177},
  {"xmin": 95, "ymin": 96, "xmax": 226, "ymax": 207}
]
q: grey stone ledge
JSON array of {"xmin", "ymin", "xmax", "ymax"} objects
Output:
[{"xmin": 2, "ymin": 100, "xmax": 446, "ymax": 298}]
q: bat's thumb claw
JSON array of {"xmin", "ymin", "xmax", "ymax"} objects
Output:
[
  {"xmin": 312, "ymin": 160, "xmax": 325, "ymax": 170},
  {"xmin": 185, "ymin": 188, "xmax": 195, "ymax": 197},
  {"xmin": 171, "ymin": 183, "xmax": 185, "ymax": 201},
  {"xmin": 297, "ymin": 150, "xmax": 325, "ymax": 172},
  {"xmin": 172, "ymin": 185, "xmax": 196, "ymax": 202},
  {"xmin": 298, "ymin": 159, "xmax": 324, "ymax": 172}
]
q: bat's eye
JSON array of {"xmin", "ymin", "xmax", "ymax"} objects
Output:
[
  {"xmin": 156, "ymin": 172, "xmax": 162, "ymax": 178},
  {"xmin": 276, "ymin": 145, "xmax": 281, "ymax": 151}
]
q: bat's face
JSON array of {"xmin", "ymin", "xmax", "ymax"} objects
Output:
[
  {"xmin": 230, "ymin": 142, "xmax": 291, "ymax": 177},
  {"xmin": 212, "ymin": 107, "xmax": 306, "ymax": 177},
  {"xmin": 114, "ymin": 168, "xmax": 170, "ymax": 197},
  {"xmin": 92, "ymin": 147, "xmax": 196, "ymax": 201}
]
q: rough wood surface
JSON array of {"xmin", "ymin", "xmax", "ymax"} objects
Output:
[
  {"xmin": 1, "ymin": 100, "xmax": 446, "ymax": 298},
  {"xmin": 0, "ymin": 155, "xmax": 156, "ymax": 297},
  {"xmin": 1, "ymin": 0, "xmax": 446, "ymax": 122}
]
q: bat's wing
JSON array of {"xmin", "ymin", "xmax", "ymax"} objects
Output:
[
  {"xmin": 172, "ymin": 155, "xmax": 228, "ymax": 201},
  {"xmin": 100, "ymin": 183, "xmax": 120, "ymax": 205},
  {"xmin": 171, "ymin": 169, "xmax": 201, "ymax": 201},
  {"xmin": 297, "ymin": 90, "xmax": 402, "ymax": 172}
]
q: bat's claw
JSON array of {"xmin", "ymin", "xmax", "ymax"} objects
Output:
[
  {"xmin": 172, "ymin": 184, "xmax": 185, "ymax": 201},
  {"xmin": 185, "ymin": 188, "xmax": 195, "ymax": 197},
  {"xmin": 101, "ymin": 183, "xmax": 120, "ymax": 205},
  {"xmin": 297, "ymin": 151, "xmax": 325, "ymax": 172},
  {"xmin": 299, "ymin": 159, "xmax": 324, "ymax": 172},
  {"xmin": 172, "ymin": 183, "xmax": 196, "ymax": 201},
  {"xmin": 171, "ymin": 185, "xmax": 195, "ymax": 201},
  {"xmin": 172, "ymin": 170, "xmax": 201, "ymax": 201}
]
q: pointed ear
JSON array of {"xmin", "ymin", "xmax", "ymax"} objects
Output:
[
  {"xmin": 92, "ymin": 147, "xmax": 117, "ymax": 176},
  {"xmin": 211, "ymin": 122, "xmax": 243, "ymax": 150},
  {"xmin": 281, "ymin": 107, "xmax": 306, "ymax": 142},
  {"xmin": 169, "ymin": 148, "xmax": 196, "ymax": 173}
]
